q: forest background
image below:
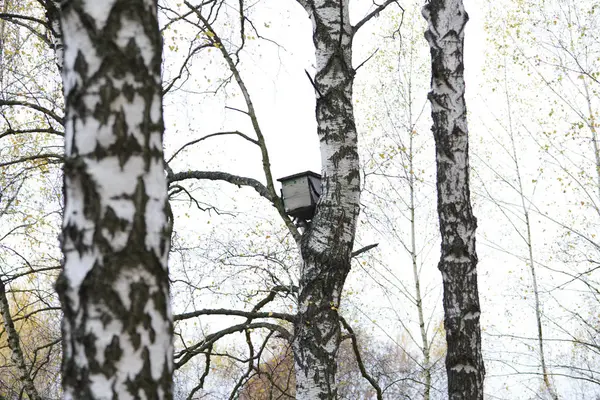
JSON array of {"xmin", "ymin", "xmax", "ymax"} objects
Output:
[{"xmin": 0, "ymin": 0, "xmax": 599, "ymax": 399}]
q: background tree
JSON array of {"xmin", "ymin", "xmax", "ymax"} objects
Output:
[
  {"xmin": 423, "ymin": 0, "xmax": 486, "ymax": 398},
  {"xmin": 356, "ymin": 3, "xmax": 448, "ymax": 398},
  {"xmin": 160, "ymin": 1, "xmax": 399, "ymax": 398},
  {"xmin": 0, "ymin": 0, "xmax": 63, "ymax": 397},
  {"xmin": 475, "ymin": 0, "xmax": 600, "ymax": 397}
]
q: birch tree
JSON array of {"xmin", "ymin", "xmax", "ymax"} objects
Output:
[
  {"xmin": 56, "ymin": 0, "xmax": 173, "ymax": 398},
  {"xmin": 291, "ymin": 0, "xmax": 399, "ymax": 397},
  {"xmin": 357, "ymin": 4, "xmax": 447, "ymax": 397},
  {"xmin": 423, "ymin": 0, "xmax": 485, "ymax": 398}
]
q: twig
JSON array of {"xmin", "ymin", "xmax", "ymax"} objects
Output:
[
  {"xmin": 355, "ymin": 48, "xmax": 379, "ymax": 72},
  {"xmin": 167, "ymin": 131, "xmax": 258, "ymax": 163}
]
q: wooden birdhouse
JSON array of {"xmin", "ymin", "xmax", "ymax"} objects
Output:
[{"xmin": 277, "ymin": 171, "xmax": 322, "ymax": 221}]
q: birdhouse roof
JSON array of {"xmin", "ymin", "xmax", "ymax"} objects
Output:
[{"xmin": 277, "ymin": 170, "xmax": 322, "ymax": 182}]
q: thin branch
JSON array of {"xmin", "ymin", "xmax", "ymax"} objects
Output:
[
  {"xmin": 0, "ymin": 100, "xmax": 63, "ymax": 125},
  {"xmin": 0, "ymin": 14, "xmax": 50, "ymax": 46},
  {"xmin": 355, "ymin": 48, "xmax": 379, "ymax": 72},
  {"xmin": 185, "ymin": 344, "xmax": 213, "ymax": 400},
  {"xmin": 184, "ymin": 0, "xmax": 301, "ymax": 243},
  {"xmin": 11, "ymin": 306, "xmax": 61, "ymax": 324},
  {"xmin": 162, "ymin": 41, "xmax": 213, "ymax": 94},
  {"xmin": 0, "ymin": 13, "xmax": 47, "ymax": 27},
  {"xmin": 175, "ymin": 322, "xmax": 291, "ymax": 369},
  {"xmin": 353, "ymin": 0, "xmax": 402, "ymax": 36},
  {"xmin": 225, "ymin": 105, "xmax": 250, "ymax": 116},
  {"xmin": 168, "ymin": 170, "xmax": 273, "ymax": 202},
  {"xmin": 0, "ymin": 127, "xmax": 64, "ymax": 140},
  {"xmin": 167, "ymin": 131, "xmax": 258, "ymax": 164},
  {"xmin": 0, "ymin": 153, "xmax": 63, "ymax": 168},
  {"xmin": 340, "ymin": 316, "xmax": 383, "ymax": 400}
]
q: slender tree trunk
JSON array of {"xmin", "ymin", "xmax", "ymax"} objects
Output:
[
  {"xmin": 0, "ymin": 278, "xmax": 42, "ymax": 400},
  {"xmin": 422, "ymin": 1, "xmax": 485, "ymax": 398},
  {"xmin": 408, "ymin": 131, "xmax": 432, "ymax": 400},
  {"xmin": 504, "ymin": 71, "xmax": 558, "ymax": 400},
  {"xmin": 56, "ymin": 1, "xmax": 173, "ymax": 399},
  {"xmin": 292, "ymin": 0, "xmax": 360, "ymax": 398}
]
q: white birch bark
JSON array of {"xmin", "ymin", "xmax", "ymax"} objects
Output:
[
  {"xmin": 293, "ymin": 0, "xmax": 361, "ymax": 398},
  {"xmin": 0, "ymin": 278, "xmax": 42, "ymax": 400},
  {"xmin": 56, "ymin": 0, "xmax": 173, "ymax": 398},
  {"xmin": 423, "ymin": 0, "xmax": 485, "ymax": 398}
]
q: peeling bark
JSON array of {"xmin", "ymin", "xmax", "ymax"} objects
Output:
[
  {"xmin": 422, "ymin": 0, "xmax": 485, "ymax": 398},
  {"xmin": 293, "ymin": 0, "xmax": 360, "ymax": 398},
  {"xmin": 56, "ymin": 0, "xmax": 173, "ymax": 399}
]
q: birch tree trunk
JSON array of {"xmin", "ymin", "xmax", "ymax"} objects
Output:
[
  {"xmin": 43, "ymin": 0, "xmax": 63, "ymax": 73},
  {"xmin": 0, "ymin": 278, "xmax": 42, "ymax": 400},
  {"xmin": 293, "ymin": 0, "xmax": 360, "ymax": 398},
  {"xmin": 56, "ymin": 1, "xmax": 173, "ymax": 399},
  {"xmin": 422, "ymin": 1, "xmax": 485, "ymax": 398}
]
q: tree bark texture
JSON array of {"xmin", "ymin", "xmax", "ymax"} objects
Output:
[
  {"xmin": 293, "ymin": 0, "xmax": 360, "ymax": 398},
  {"xmin": 422, "ymin": 1, "xmax": 485, "ymax": 399},
  {"xmin": 0, "ymin": 278, "xmax": 42, "ymax": 400},
  {"xmin": 43, "ymin": 0, "xmax": 64, "ymax": 73},
  {"xmin": 56, "ymin": 1, "xmax": 173, "ymax": 399}
]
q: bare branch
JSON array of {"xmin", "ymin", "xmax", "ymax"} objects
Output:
[
  {"xmin": 225, "ymin": 106, "xmax": 250, "ymax": 116},
  {"xmin": 175, "ymin": 322, "xmax": 291, "ymax": 369},
  {"xmin": 0, "ymin": 13, "xmax": 50, "ymax": 46},
  {"xmin": 0, "ymin": 12, "xmax": 47, "ymax": 27},
  {"xmin": 168, "ymin": 170, "xmax": 273, "ymax": 202},
  {"xmin": 184, "ymin": 0, "xmax": 301, "ymax": 244},
  {"xmin": 0, "ymin": 153, "xmax": 63, "ymax": 168},
  {"xmin": 0, "ymin": 127, "xmax": 64, "ymax": 140},
  {"xmin": 250, "ymin": 286, "xmax": 296, "ymax": 314},
  {"xmin": 185, "ymin": 344, "xmax": 213, "ymax": 400},
  {"xmin": 0, "ymin": 100, "xmax": 63, "ymax": 125},
  {"xmin": 355, "ymin": 48, "xmax": 379, "ymax": 72},
  {"xmin": 353, "ymin": 0, "xmax": 402, "ymax": 36},
  {"xmin": 340, "ymin": 316, "xmax": 383, "ymax": 400},
  {"xmin": 174, "ymin": 308, "xmax": 295, "ymax": 322},
  {"xmin": 162, "ymin": 41, "xmax": 213, "ymax": 94},
  {"xmin": 167, "ymin": 131, "xmax": 258, "ymax": 164}
]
